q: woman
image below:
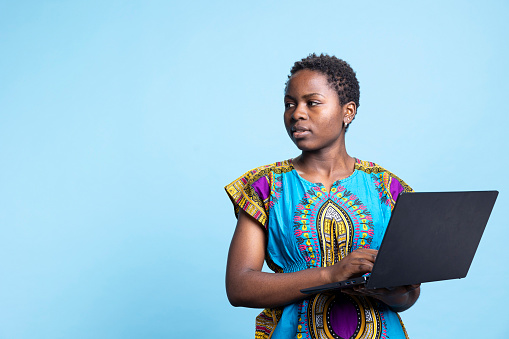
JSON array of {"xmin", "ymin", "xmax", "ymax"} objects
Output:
[{"xmin": 225, "ymin": 54, "xmax": 420, "ymax": 339}]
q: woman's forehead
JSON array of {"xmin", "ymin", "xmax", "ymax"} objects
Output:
[{"xmin": 286, "ymin": 69, "xmax": 334, "ymax": 96}]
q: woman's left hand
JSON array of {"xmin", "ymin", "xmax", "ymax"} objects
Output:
[{"xmin": 342, "ymin": 284, "xmax": 420, "ymax": 312}]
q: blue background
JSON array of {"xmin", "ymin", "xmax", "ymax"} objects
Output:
[{"xmin": 1, "ymin": 1, "xmax": 508, "ymax": 338}]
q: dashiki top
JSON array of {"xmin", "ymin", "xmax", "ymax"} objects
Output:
[{"xmin": 225, "ymin": 158, "xmax": 413, "ymax": 339}]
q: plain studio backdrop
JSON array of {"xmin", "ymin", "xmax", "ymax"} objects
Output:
[{"xmin": 1, "ymin": 1, "xmax": 507, "ymax": 338}]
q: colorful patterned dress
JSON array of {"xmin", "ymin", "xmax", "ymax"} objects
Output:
[{"xmin": 225, "ymin": 158, "xmax": 414, "ymax": 339}]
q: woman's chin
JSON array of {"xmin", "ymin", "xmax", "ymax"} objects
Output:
[{"xmin": 293, "ymin": 142, "xmax": 318, "ymax": 152}]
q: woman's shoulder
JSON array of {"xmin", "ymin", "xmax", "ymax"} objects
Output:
[{"xmin": 354, "ymin": 158, "xmax": 413, "ymax": 193}]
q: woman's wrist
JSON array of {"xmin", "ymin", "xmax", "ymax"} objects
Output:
[
  {"xmin": 320, "ymin": 265, "xmax": 346, "ymax": 285},
  {"xmin": 318, "ymin": 266, "xmax": 333, "ymax": 285}
]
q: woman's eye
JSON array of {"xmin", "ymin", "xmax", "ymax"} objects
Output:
[
  {"xmin": 308, "ymin": 101, "xmax": 319, "ymax": 106},
  {"xmin": 284, "ymin": 102, "xmax": 295, "ymax": 109}
]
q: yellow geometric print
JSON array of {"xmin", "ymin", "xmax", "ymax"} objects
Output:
[{"xmin": 316, "ymin": 199, "xmax": 353, "ymax": 266}]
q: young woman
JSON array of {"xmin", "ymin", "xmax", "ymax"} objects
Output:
[{"xmin": 225, "ymin": 54, "xmax": 420, "ymax": 339}]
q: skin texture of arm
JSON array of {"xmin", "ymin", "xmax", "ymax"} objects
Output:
[{"xmin": 226, "ymin": 209, "xmax": 420, "ymax": 310}]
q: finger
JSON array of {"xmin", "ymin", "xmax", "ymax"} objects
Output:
[
  {"xmin": 353, "ymin": 285, "xmax": 371, "ymax": 293},
  {"xmin": 352, "ymin": 248, "xmax": 378, "ymax": 261},
  {"xmin": 355, "ymin": 248, "xmax": 378, "ymax": 254},
  {"xmin": 353, "ymin": 256, "xmax": 376, "ymax": 266},
  {"xmin": 343, "ymin": 289, "xmax": 363, "ymax": 296},
  {"xmin": 356, "ymin": 262, "xmax": 374, "ymax": 273},
  {"xmin": 361, "ymin": 248, "xmax": 378, "ymax": 260},
  {"xmin": 405, "ymin": 284, "xmax": 420, "ymax": 292},
  {"xmin": 348, "ymin": 288, "xmax": 379, "ymax": 297}
]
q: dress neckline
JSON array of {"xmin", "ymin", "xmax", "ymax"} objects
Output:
[{"xmin": 288, "ymin": 157, "xmax": 359, "ymax": 194}]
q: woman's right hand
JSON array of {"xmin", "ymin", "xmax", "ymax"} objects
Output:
[{"xmin": 326, "ymin": 248, "xmax": 378, "ymax": 283}]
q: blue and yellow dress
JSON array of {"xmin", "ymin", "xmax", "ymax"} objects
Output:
[{"xmin": 225, "ymin": 158, "xmax": 413, "ymax": 339}]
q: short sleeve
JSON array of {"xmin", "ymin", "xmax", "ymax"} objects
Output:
[
  {"xmin": 381, "ymin": 170, "xmax": 413, "ymax": 210},
  {"xmin": 225, "ymin": 165, "xmax": 273, "ymax": 228}
]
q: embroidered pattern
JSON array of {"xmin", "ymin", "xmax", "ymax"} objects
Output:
[{"xmin": 225, "ymin": 160, "xmax": 293, "ymax": 227}]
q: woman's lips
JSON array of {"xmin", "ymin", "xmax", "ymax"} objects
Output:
[{"xmin": 292, "ymin": 127, "xmax": 310, "ymax": 138}]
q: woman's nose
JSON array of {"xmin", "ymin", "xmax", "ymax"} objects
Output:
[{"xmin": 292, "ymin": 103, "xmax": 308, "ymax": 120}]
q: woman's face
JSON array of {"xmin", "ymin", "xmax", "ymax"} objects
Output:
[{"xmin": 284, "ymin": 69, "xmax": 347, "ymax": 152}]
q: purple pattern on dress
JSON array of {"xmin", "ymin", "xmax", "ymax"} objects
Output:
[
  {"xmin": 252, "ymin": 176, "xmax": 270, "ymax": 201},
  {"xmin": 330, "ymin": 295, "xmax": 358, "ymax": 338},
  {"xmin": 389, "ymin": 178, "xmax": 404, "ymax": 202}
]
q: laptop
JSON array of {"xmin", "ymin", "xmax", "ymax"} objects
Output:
[{"xmin": 301, "ymin": 190, "xmax": 498, "ymax": 294}]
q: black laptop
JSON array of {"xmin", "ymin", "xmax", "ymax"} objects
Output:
[{"xmin": 301, "ymin": 190, "xmax": 498, "ymax": 294}]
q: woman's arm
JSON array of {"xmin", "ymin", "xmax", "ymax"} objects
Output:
[{"xmin": 226, "ymin": 209, "xmax": 378, "ymax": 308}]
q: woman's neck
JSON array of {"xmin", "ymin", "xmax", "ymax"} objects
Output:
[{"xmin": 293, "ymin": 148, "xmax": 356, "ymax": 192}]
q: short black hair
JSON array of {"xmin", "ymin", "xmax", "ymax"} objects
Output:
[{"xmin": 287, "ymin": 53, "xmax": 360, "ymax": 110}]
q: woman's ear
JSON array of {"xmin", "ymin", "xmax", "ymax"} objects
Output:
[{"xmin": 343, "ymin": 102, "xmax": 357, "ymax": 125}]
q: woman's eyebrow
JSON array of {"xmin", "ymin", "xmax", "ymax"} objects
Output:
[
  {"xmin": 285, "ymin": 93, "xmax": 325, "ymax": 100},
  {"xmin": 302, "ymin": 93, "xmax": 325, "ymax": 99}
]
